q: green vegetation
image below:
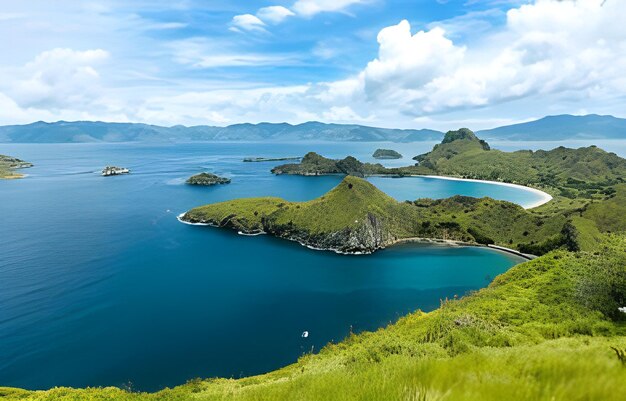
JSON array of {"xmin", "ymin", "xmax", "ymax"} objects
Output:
[
  {"xmin": 413, "ymin": 129, "xmax": 626, "ymax": 192},
  {"xmin": 4, "ymin": 234, "xmax": 626, "ymax": 400},
  {"xmin": 271, "ymin": 151, "xmax": 397, "ymax": 177},
  {"xmin": 186, "ymin": 173, "xmax": 231, "ymax": 186},
  {"xmin": 372, "ymin": 148, "xmax": 403, "ymax": 159},
  {"xmin": 183, "ymin": 175, "xmax": 625, "ymax": 255},
  {"xmin": 0, "ymin": 154, "xmax": 32, "ymax": 179}
]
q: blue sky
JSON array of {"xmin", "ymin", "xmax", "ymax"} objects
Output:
[{"xmin": 0, "ymin": 0, "xmax": 623, "ymax": 130}]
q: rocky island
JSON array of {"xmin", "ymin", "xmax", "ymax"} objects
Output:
[
  {"xmin": 271, "ymin": 151, "xmax": 400, "ymax": 177},
  {"xmin": 373, "ymin": 148, "xmax": 402, "ymax": 159},
  {"xmin": 0, "ymin": 154, "xmax": 33, "ymax": 179},
  {"xmin": 186, "ymin": 172, "xmax": 231, "ymax": 186}
]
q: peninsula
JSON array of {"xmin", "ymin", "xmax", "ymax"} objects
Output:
[
  {"xmin": 0, "ymin": 154, "xmax": 33, "ymax": 179},
  {"xmin": 186, "ymin": 172, "xmax": 231, "ymax": 186}
]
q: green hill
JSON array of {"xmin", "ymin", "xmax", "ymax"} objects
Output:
[
  {"xmin": 413, "ymin": 129, "xmax": 626, "ymax": 191},
  {"xmin": 182, "ymin": 175, "xmax": 624, "ymax": 255}
]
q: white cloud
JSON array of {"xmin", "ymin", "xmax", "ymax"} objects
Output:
[
  {"xmin": 230, "ymin": 14, "xmax": 267, "ymax": 33},
  {"xmin": 322, "ymin": 0, "xmax": 626, "ymax": 117},
  {"xmin": 5, "ymin": 48, "xmax": 109, "ymax": 110},
  {"xmin": 257, "ymin": 6, "xmax": 295, "ymax": 24},
  {"xmin": 233, "ymin": 0, "xmax": 369, "ymax": 33},
  {"xmin": 292, "ymin": 0, "xmax": 369, "ymax": 17}
]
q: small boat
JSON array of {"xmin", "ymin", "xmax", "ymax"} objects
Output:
[
  {"xmin": 102, "ymin": 166, "xmax": 130, "ymax": 176},
  {"xmin": 301, "ymin": 331, "xmax": 309, "ymax": 338}
]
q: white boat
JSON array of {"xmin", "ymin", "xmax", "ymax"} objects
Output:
[
  {"xmin": 301, "ymin": 331, "xmax": 309, "ymax": 338},
  {"xmin": 101, "ymin": 166, "xmax": 130, "ymax": 176}
]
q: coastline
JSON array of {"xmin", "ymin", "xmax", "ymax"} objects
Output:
[
  {"xmin": 419, "ymin": 175, "xmax": 553, "ymax": 209},
  {"xmin": 177, "ymin": 213, "xmax": 535, "ymax": 259}
]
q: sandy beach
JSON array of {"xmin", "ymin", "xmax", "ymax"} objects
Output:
[{"xmin": 420, "ymin": 175, "xmax": 553, "ymax": 209}]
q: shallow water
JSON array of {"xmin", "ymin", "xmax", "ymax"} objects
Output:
[{"xmin": 0, "ymin": 140, "xmax": 584, "ymax": 391}]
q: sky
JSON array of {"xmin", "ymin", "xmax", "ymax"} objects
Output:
[{"xmin": 0, "ymin": 0, "xmax": 624, "ymax": 130}]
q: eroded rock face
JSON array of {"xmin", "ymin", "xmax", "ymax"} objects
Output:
[{"xmin": 262, "ymin": 213, "xmax": 394, "ymax": 254}]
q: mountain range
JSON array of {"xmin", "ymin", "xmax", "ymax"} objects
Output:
[
  {"xmin": 477, "ymin": 114, "xmax": 626, "ymax": 140},
  {"xmin": 0, "ymin": 114, "xmax": 624, "ymax": 143}
]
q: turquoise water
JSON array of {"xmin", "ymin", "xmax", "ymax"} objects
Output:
[{"xmin": 0, "ymin": 142, "xmax": 533, "ymax": 391}]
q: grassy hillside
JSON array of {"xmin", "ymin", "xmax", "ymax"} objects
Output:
[
  {"xmin": 4, "ymin": 233, "xmax": 625, "ymax": 400},
  {"xmin": 183, "ymin": 176, "xmax": 624, "ymax": 255},
  {"xmin": 0, "ymin": 154, "xmax": 32, "ymax": 179},
  {"xmin": 413, "ymin": 129, "xmax": 626, "ymax": 191}
]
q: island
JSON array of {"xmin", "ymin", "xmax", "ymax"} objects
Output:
[
  {"xmin": 373, "ymin": 148, "xmax": 402, "ymax": 159},
  {"xmin": 271, "ymin": 152, "xmax": 395, "ymax": 177},
  {"xmin": 0, "ymin": 154, "xmax": 33, "ymax": 179},
  {"xmin": 186, "ymin": 172, "xmax": 231, "ymax": 186},
  {"xmin": 243, "ymin": 156, "xmax": 301, "ymax": 162}
]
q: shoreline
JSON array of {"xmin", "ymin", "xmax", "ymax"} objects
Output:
[
  {"xmin": 177, "ymin": 214, "xmax": 534, "ymax": 259},
  {"xmin": 418, "ymin": 175, "xmax": 553, "ymax": 209},
  {"xmin": 277, "ymin": 172, "xmax": 553, "ymax": 209}
]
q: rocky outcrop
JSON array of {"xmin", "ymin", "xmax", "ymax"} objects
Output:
[
  {"xmin": 182, "ymin": 210, "xmax": 395, "ymax": 254},
  {"xmin": 186, "ymin": 172, "xmax": 231, "ymax": 186},
  {"xmin": 373, "ymin": 149, "xmax": 403, "ymax": 159}
]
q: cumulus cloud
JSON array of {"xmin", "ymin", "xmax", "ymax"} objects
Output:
[
  {"xmin": 324, "ymin": 0, "xmax": 626, "ymax": 116},
  {"xmin": 257, "ymin": 6, "xmax": 295, "ymax": 24},
  {"xmin": 230, "ymin": 14, "xmax": 267, "ymax": 33},
  {"xmin": 5, "ymin": 48, "xmax": 109, "ymax": 110}
]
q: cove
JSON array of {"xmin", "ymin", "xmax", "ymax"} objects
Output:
[{"xmin": 1, "ymin": 143, "xmax": 528, "ymax": 391}]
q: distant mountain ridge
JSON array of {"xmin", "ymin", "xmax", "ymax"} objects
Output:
[
  {"xmin": 477, "ymin": 114, "xmax": 626, "ymax": 140},
  {"xmin": 0, "ymin": 114, "xmax": 624, "ymax": 143},
  {"xmin": 0, "ymin": 121, "xmax": 442, "ymax": 143}
]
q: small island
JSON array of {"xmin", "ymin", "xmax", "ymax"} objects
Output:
[
  {"xmin": 373, "ymin": 149, "xmax": 402, "ymax": 159},
  {"xmin": 0, "ymin": 154, "xmax": 33, "ymax": 179},
  {"xmin": 102, "ymin": 166, "xmax": 130, "ymax": 176},
  {"xmin": 186, "ymin": 172, "xmax": 231, "ymax": 186},
  {"xmin": 243, "ymin": 157, "xmax": 301, "ymax": 162}
]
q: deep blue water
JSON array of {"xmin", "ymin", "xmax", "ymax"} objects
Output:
[{"xmin": 0, "ymin": 141, "xmax": 557, "ymax": 391}]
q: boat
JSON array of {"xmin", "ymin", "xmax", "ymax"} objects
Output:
[
  {"xmin": 302, "ymin": 331, "xmax": 309, "ymax": 338},
  {"xmin": 101, "ymin": 166, "xmax": 130, "ymax": 176}
]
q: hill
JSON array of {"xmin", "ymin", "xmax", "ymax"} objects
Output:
[
  {"xmin": 413, "ymin": 128, "xmax": 626, "ymax": 191},
  {"xmin": 477, "ymin": 114, "xmax": 626, "ymax": 140},
  {"xmin": 181, "ymin": 174, "xmax": 625, "ymax": 255},
  {"xmin": 0, "ymin": 121, "xmax": 442, "ymax": 143}
]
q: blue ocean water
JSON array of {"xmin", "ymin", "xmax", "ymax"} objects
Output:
[{"xmin": 0, "ymin": 141, "xmax": 547, "ymax": 391}]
